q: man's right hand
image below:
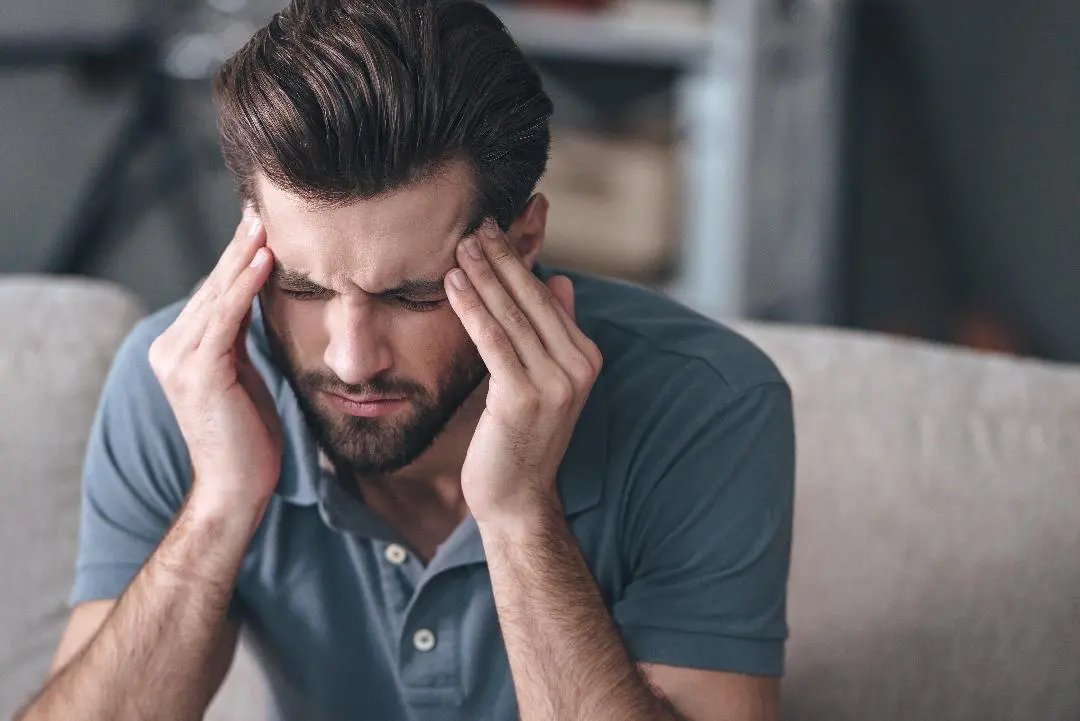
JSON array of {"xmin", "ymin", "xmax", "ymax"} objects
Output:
[{"xmin": 149, "ymin": 210, "xmax": 282, "ymax": 516}]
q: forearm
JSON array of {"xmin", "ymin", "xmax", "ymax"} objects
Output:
[
  {"xmin": 480, "ymin": 502, "xmax": 683, "ymax": 721},
  {"xmin": 18, "ymin": 488, "xmax": 262, "ymax": 721}
]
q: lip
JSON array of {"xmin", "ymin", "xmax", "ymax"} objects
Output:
[{"xmin": 324, "ymin": 392, "xmax": 408, "ymax": 418}]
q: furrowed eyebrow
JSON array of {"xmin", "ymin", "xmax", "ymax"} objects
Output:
[
  {"xmin": 270, "ymin": 261, "xmax": 319, "ymax": 287},
  {"xmin": 270, "ymin": 260, "xmax": 446, "ymax": 297}
]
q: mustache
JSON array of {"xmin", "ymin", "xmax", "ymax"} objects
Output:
[{"xmin": 297, "ymin": 371, "xmax": 424, "ymax": 399}]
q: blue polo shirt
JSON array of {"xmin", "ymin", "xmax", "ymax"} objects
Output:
[{"xmin": 71, "ymin": 268, "xmax": 795, "ymax": 721}]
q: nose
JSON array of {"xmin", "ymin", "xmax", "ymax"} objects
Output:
[{"xmin": 323, "ymin": 300, "xmax": 393, "ymax": 387}]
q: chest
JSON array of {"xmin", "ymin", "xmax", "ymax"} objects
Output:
[
  {"xmin": 235, "ymin": 506, "xmax": 622, "ymax": 721},
  {"xmin": 366, "ymin": 503, "xmax": 467, "ymax": 566}
]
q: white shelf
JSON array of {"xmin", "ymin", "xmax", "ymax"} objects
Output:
[
  {"xmin": 491, "ymin": 4, "xmax": 713, "ymax": 68},
  {"xmin": 488, "ymin": 1, "xmax": 842, "ymax": 321}
]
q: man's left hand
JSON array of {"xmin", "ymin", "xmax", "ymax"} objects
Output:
[{"xmin": 445, "ymin": 220, "xmax": 603, "ymax": 527}]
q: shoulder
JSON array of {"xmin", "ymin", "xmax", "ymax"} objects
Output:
[
  {"xmin": 561, "ymin": 271, "xmax": 793, "ymax": 503},
  {"xmin": 113, "ymin": 299, "xmax": 186, "ymax": 367},
  {"xmin": 567, "ymin": 270, "xmax": 787, "ymax": 403},
  {"xmin": 84, "ymin": 299, "xmax": 192, "ymax": 515}
]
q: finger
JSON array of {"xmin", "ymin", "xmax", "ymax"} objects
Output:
[
  {"xmin": 234, "ymin": 304, "xmax": 254, "ymax": 364},
  {"xmin": 547, "ymin": 275, "xmax": 575, "ymax": 322},
  {"xmin": 544, "ymin": 274, "xmax": 594, "ymax": 359},
  {"xmin": 178, "ymin": 214, "xmax": 266, "ymax": 350},
  {"xmin": 186, "ymin": 210, "xmax": 264, "ymax": 313},
  {"xmin": 539, "ymin": 273, "xmax": 603, "ymax": 382},
  {"xmin": 456, "ymin": 235, "xmax": 563, "ymax": 373},
  {"xmin": 239, "ymin": 359, "xmax": 284, "ymax": 450},
  {"xmin": 179, "ymin": 212, "xmax": 265, "ymax": 331},
  {"xmin": 201, "ymin": 246, "xmax": 273, "ymax": 355},
  {"xmin": 444, "ymin": 267, "xmax": 532, "ymax": 387},
  {"xmin": 473, "ymin": 221, "xmax": 586, "ymax": 368}
]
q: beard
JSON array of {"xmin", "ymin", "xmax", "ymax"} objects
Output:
[{"xmin": 261, "ymin": 310, "xmax": 487, "ymax": 476}]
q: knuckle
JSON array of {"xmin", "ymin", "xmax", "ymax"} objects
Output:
[
  {"xmin": 536, "ymin": 283, "xmax": 558, "ymax": 310},
  {"xmin": 576, "ymin": 337, "xmax": 603, "ymax": 373},
  {"xmin": 485, "ymin": 239, "xmax": 513, "ymax": 264},
  {"xmin": 508, "ymin": 386, "xmax": 541, "ymax": 416},
  {"xmin": 587, "ymin": 342, "xmax": 604, "ymax": 371},
  {"xmin": 500, "ymin": 303, "xmax": 532, "ymax": 334},
  {"xmin": 472, "ymin": 258, "xmax": 497, "ymax": 284},
  {"xmin": 199, "ymin": 279, "xmax": 222, "ymax": 303},
  {"xmin": 208, "ymin": 303, "xmax": 233, "ymax": 333},
  {"xmin": 546, "ymin": 374, "xmax": 575, "ymax": 406},
  {"xmin": 567, "ymin": 354, "xmax": 597, "ymax": 385},
  {"xmin": 458, "ymin": 291, "xmax": 484, "ymax": 314},
  {"xmin": 479, "ymin": 322, "xmax": 510, "ymax": 351},
  {"xmin": 147, "ymin": 338, "xmax": 166, "ymax": 371},
  {"xmin": 189, "ymin": 275, "xmax": 210, "ymax": 296},
  {"xmin": 149, "ymin": 335, "xmax": 180, "ymax": 380}
]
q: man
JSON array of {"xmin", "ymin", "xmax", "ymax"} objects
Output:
[{"xmin": 18, "ymin": 1, "xmax": 794, "ymax": 719}]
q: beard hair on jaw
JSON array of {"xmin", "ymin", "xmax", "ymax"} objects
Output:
[{"xmin": 260, "ymin": 309, "xmax": 487, "ymax": 478}]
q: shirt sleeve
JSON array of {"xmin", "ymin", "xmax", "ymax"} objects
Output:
[
  {"xmin": 69, "ymin": 311, "xmax": 192, "ymax": 608},
  {"xmin": 612, "ymin": 376, "xmax": 795, "ymax": 678}
]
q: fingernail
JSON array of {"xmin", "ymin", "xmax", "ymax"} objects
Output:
[
  {"xmin": 449, "ymin": 268, "xmax": 470, "ymax": 290},
  {"xmin": 249, "ymin": 248, "xmax": 266, "ymax": 268},
  {"xmin": 481, "ymin": 219, "xmax": 500, "ymax": 239},
  {"xmin": 247, "ymin": 217, "xmax": 262, "ymax": 238},
  {"xmin": 462, "ymin": 236, "xmax": 483, "ymax": 260}
]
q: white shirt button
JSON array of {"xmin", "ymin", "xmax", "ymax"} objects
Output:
[
  {"xmin": 413, "ymin": 629, "xmax": 437, "ymax": 652},
  {"xmin": 384, "ymin": 543, "xmax": 408, "ymax": 565}
]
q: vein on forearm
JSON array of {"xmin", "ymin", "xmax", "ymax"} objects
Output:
[{"xmin": 482, "ymin": 509, "xmax": 685, "ymax": 721}]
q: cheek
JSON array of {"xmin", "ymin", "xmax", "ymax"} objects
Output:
[
  {"xmin": 394, "ymin": 308, "xmax": 471, "ymax": 370},
  {"xmin": 262, "ymin": 292, "xmax": 328, "ymax": 364}
]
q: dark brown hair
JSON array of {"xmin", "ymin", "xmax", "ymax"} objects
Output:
[{"xmin": 213, "ymin": 0, "xmax": 552, "ymax": 230}]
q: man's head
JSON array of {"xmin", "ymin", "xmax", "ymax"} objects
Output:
[{"xmin": 212, "ymin": 0, "xmax": 553, "ymax": 476}]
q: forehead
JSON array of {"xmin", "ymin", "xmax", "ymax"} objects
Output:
[{"xmin": 254, "ymin": 162, "xmax": 476, "ymax": 291}]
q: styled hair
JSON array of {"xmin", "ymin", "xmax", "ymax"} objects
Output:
[{"xmin": 213, "ymin": 0, "xmax": 552, "ymax": 230}]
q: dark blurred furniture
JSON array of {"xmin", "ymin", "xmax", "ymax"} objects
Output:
[
  {"xmin": 839, "ymin": 0, "xmax": 1029, "ymax": 355},
  {"xmin": 0, "ymin": 16, "xmax": 218, "ymax": 275}
]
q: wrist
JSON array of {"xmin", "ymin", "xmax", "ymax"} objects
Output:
[
  {"xmin": 147, "ymin": 485, "xmax": 266, "ymax": 595},
  {"xmin": 185, "ymin": 482, "xmax": 269, "ymax": 538},
  {"xmin": 475, "ymin": 491, "xmax": 564, "ymax": 543}
]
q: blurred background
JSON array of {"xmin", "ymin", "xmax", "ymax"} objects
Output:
[{"xmin": 1, "ymin": 0, "xmax": 1077, "ymax": 360}]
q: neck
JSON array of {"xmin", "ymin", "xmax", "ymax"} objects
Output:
[
  {"xmin": 395, "ymin": 376, "xmax": 488, "ymax": 484},
  {"xmin": 325, "ymin": 378, "xmax": 489, "ymax": 559}
]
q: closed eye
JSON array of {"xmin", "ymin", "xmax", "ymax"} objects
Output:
[
  {"xmin": 395, "ymin": 297, "xmax": 445, "ymax": 312},
  {"xmin": 279, "ymin": 285, "xmax": 442, "ymax": 312},
  {"xmin": 279, "ymin": 285, "xmax": 332, "ymax": 301}
]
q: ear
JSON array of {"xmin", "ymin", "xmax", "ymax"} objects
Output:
[{"xmin": 506, "ymin": 194, "xmax": 549, "ymax": 268}]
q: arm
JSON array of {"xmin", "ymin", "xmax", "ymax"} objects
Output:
[
  {"xmin": 481, "ymin": 510, "xmax": 778, "ymax": 721},
  {"xmin": 640, "ymin": 664, "xmax": 778, "ymax": 721},
  {"xmin": 446, "ymin": 219, "xmax": 791, "ymax": 721},
  {"xmin": 17, "ymin": 497, "xmax": 251, "ymax": 721},
  {"xmin": 481, "ymin": 507, "xmax": 686, "ymax": 720},
  {"xmin": 19, "ymin": 210, "xmax": 281, "ymax": 721},
  {"xmin": 49, "ymin": 602, "xmax": 236, "ymax": 691}
]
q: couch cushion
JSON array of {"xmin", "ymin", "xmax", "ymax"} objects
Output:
[
  {"xmin": 737, "ymin": 322, "xmax": 1080, "ymax": 721},
  {"xmin": 6, "ymin": 288, "xmax": 1077, "ymax": 721},
  {"xmin": 0, "ymin": 276, "xmax": 143, "ymax": 716}
]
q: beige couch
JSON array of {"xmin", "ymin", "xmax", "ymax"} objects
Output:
[{"xmin": 2, "ymin": 276, "xmax": 1078, "ymax": 720}]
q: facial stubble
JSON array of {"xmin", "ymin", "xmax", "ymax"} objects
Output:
[{"xmin": 260, "ymin": 307, "xmax": 488, "ymax": 477}]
